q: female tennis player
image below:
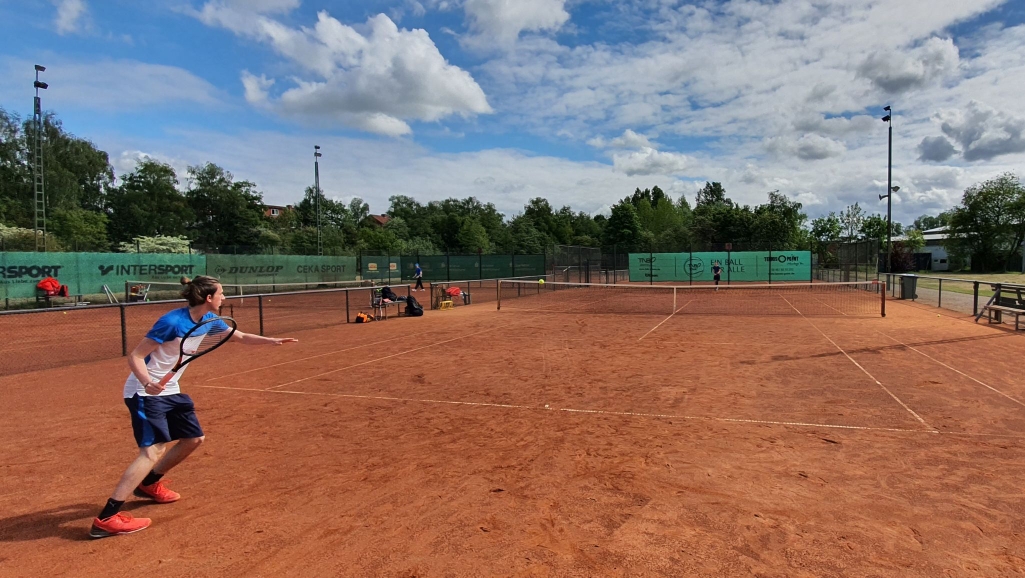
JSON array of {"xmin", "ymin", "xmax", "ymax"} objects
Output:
[{"xmin": 90, "ymin": 276, "xmax": 297, "ymax": 539}]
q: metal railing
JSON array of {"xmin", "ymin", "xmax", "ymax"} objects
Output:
[{"xmin": 882, "ymin": 273, "xmax": 1025, "ymax": 318}]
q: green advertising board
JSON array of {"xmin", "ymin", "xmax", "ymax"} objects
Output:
[
  {"xmin": 362, "ymin": 256, "xmax": 402, "ymax": 283},
  {"xmin": 207, "ymin": 255, "xmax": 357, "ymax": 285},
  {"xmin": 0, "ymin": 252, "xmax": 206, "ymax": 300},
  {"xmin": 629, "ymin": 251, "xmax": 812, "ymax": 283}
]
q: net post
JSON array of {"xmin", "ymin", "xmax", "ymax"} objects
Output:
[
  {"xmin": 973, "ymin": 281, "xmax": 979, "ymax": 316},
  {"xmin": 880, "ymin": 280, "xmax": 886, "ymax": 317},
  {"xmin": 258, "ymin": 295, "xmax": 265, "ymax": 335},
  {"xmin": 346, "ymin": 289, "xmax": 351, "ymax": 321},
  {"xmin": 938, "ymin": 279, "xmax": 942, "ymax": 309},
  {"xmin": 497, "ymin": 280, "xmax": 502, "ymax": 310},
  {"xmin": 673, "ymin": 287, "xmax": 677, "ymax": 312},
  {"xmin": 124, "ymin": 281, "xmax": 130, "ymax": 303},
  {"xmin": 120, "ymin": 304, "xmax": 127, "ymax": 356}
]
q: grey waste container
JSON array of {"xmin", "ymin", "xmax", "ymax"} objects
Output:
[{"xmin": 900, "ymin": 275, "xmax": 918, "ymax": 300}]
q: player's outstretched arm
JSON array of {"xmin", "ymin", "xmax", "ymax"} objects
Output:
[{"xmin": 229, "ymin": 332, "xmax": 298, "ymax": 346}]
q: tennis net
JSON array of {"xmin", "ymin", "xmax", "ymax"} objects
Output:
[
  {"xmin": 126, "ymin": 279, "xmax": 372, "ymax": 302},
  {"xmin": 497, "ymin": 280, "xmax": 884, "ymax": 317}
]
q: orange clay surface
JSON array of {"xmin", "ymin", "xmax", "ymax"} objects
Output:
[{"xmin": 1, "ymin": 298, "xmax": 1024, "ymax": 577}]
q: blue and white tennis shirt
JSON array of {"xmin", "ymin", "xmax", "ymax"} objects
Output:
[{"xmin": 123, "ymin": 308, "xmax": 229, "ymax": 398}]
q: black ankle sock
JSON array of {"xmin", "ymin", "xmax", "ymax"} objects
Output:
[
  {"xmin": 98, "ymin": 498, "xmax": 125, "ymax": 521},
  {"xmin": 140, "ymin": 471, "xmax": 164, "ymax": 487}
]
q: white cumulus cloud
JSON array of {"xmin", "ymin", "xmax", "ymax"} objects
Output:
[
  {"xmin": 195, "ymin": 6, "xmax": 492, "ymax": 136},
  {"xmin": 462, "ymin": 0, "xmax": 569, "ymax": 48},
  {"xmin": 612, "ymin": 147, "xmax": 692, "ymax": 176},
  {"xmin": 54, "ymin": 0, "xmax": 87, "ymax": 35}
]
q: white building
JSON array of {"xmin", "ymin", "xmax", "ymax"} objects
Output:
[{"xmin": 918, "ymin": 227, "xmax": 956, "ymax": 272}]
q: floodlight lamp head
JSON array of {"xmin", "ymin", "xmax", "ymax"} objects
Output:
[
  {"xmin": 881, "ymin": 115, "xmax": 891, "ymax": 122},
  {"xmin": 35, "ymin": 64, "xmax": 45, "ymax": 72},
  {"xmin": 891, "ymin": 185, "xmax": 900, "ymax": 192},
  {"xmin": 879, "ymin": 194, "xmax": 887, "ymax": 200},
  {"xmin": 34, "ymin": 81, "xmax": 48, "ymax": 90},
  {"xmin": 883, "ymin": 105, "xmax": 891, "ymax": 111}
]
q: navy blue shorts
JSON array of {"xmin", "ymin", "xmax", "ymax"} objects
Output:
[{"xmin": 125, "ymin": 394, "xmax": 204, "ymax": 447}]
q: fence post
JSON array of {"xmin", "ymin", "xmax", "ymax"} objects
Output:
[
  {"xmin": 973, "ymin": 281, "xmax": 979, "ymax": 316},
  {"xmin": 447, "ymin": 253, "xmax": 451, "ymax": 282},
  {"xmin": 768, "ymin": 245, "xmax": 773, "ymax": 284},
  {"xmin": 938, "ymin": 279, "xmax": 942, "ymax": 309},
  {"xmin": 259, "ymin": 295, "xmax": 265, "ymax": 335},
  {"xmin": 649, "ymin": 251, "xmax": 653, "ymax": 285},
  {"xmin": 120, "ymin": 305, "xmax": 127, "ymax": 356}
]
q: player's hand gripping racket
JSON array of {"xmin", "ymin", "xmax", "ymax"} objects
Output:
[{"xmin": 155, "ymin": 316, "xmax": 237, "ymax": 388}]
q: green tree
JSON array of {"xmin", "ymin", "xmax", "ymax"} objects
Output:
[
  {"xmin": 947, "ymin": 173, "xmax": 1025, "ymax": 271},
  {"xmin": 0, "ymin": 108, "xmax": 30, "ymax": 226},
  {"xmin": 695, "ymin": 182, "xmax": 728, "ymax": 206},
  {"xmin": 751, "ymin": 191, "xmax": 805, "ymax": 249},
  {"xmin": 602, "ymin": 201, "xmax": 643, "ymax": 249},
  {"xmin": 106, "ymin": 159, "xmax": 192, "ymax": 244},
  {"xmin": 457, "ymin": 217, "xmax": 491, "ymax": 253},
  {"xmin": 860, "ymin": 214, "xmax": 888, "ymax": 244},
  {"xmin": 839, "ymin": 203, "xmax": 865, "ymax": 242},
  {"xmin": 185, "ymin": 163, "xmax": 266, "ymax": 251},
  {"xmin": 49, "ymin": 207, "xmax": 109, "ymax": 251},
  {"xmin": 509, "ymin": 219, "xmax": 548, "ymax": 254},
  {"xmin": 912, "ymin": 212, "xmax": 951, "ymax": 231}
]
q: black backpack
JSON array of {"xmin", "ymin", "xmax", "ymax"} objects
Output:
[
  {"xmin": 381, "ymin": 286, "xmax": 400, "ymax": 301},
  {"xmin": 405, "ymin": 295, "xmax": 424, "ymax": 317}
]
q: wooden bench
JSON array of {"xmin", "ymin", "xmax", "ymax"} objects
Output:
[{"xmin": 978, "ymin": 284, "xmax": 1025, "ymax": 331}]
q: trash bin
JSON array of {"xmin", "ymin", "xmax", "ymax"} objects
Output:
[{"xmin": 900, "ymin": 275, "xmax": 918, "ymax": 300}]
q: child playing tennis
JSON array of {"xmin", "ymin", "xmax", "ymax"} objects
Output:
[{"xmin": 90, "ymin": 276, "xmax": 297, "ymax": 539}]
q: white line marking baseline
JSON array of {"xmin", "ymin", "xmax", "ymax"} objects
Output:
[{"xmin": 198, "ymin": 384, "xmax": 1025, "ymax": 439}]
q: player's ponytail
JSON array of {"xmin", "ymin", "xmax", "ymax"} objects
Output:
[{"xmin": 180, "ymin": 275, "xmax": 220, "ymax": 306}]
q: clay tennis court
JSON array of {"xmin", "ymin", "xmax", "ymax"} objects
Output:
[{"xmin": 1, "ymin": 283, "xmax": 1024, "ymax": 576}]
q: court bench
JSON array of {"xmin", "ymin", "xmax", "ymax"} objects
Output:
[
  {"xmin": 35, "ymin": 288, "xmax": 87, "ymax": 308},
  {"xmin": 978, "ymin": 284, "xmax": 1025, "ymax": 331},
  {"xmin": 370, "ymin": 290, "xmax": 406, "ymax": 320}
]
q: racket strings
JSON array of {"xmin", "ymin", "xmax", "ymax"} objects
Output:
[{"xmin": 182, "ymin": 320, "xmax": 236, "ymax": 357}]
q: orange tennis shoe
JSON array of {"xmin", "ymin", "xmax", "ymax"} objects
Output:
[
  {"xmin": 134, "ymin": 480, "xmax": 181, "ymax": 503},
  {"xmin": 89, "ymin": 512, "xmax": 151, "ymax": 539}
]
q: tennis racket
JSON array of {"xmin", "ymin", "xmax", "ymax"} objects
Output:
[{"xmin": 156, "ymin": 315, "xmax": 237, "ymax": 387}]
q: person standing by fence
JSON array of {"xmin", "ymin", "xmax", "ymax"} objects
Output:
[{"xmin": 413, "ymin": 263, "xmax": 424, "ymax": 292}]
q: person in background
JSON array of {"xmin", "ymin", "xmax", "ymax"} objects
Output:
[
  {"xmin": 712, "ymin": 261, "xmax": 723, "ymax": 291},
  {"xmin": 413, "ymin": 263, "xmax": 424, "ymax": 292}
]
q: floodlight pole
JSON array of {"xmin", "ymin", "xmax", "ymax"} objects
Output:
[
  {"xmin": 879, "ymin": 106, "xmax": 893, "ymax": 274},
  {"xmin": 33, "ymin": 65, "xmax": 48, "ymax": 252},
  {"xmin": 314, "ymin": 145, "xmax": 322, "ymax": 256}
]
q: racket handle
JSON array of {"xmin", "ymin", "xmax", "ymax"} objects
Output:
[{"xmin": 156, "ymin": 371, "xmax": 176, "ymax": 387}]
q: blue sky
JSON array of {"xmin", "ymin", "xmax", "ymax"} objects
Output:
[{"xmin": 1, "ymin": 0, "xmax": 1024, "ymax": 226}]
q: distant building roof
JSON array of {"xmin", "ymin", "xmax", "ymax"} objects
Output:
[
  {"xmin": 922, "ymin": 226, "xmax": 949, "ymax": 242},
  {"xmin": 369, "ymin": 214, "xmax": 391, "ymax": 227}
]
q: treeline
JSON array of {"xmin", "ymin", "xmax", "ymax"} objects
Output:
[{"xmin": 1, "ymin": 107, "xmax": 1021, "ymax": 270}]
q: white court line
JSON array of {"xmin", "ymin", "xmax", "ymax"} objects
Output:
[
  {"xmin": 779, "ymin": 294, "xmax": 934, "ymax": 431},
  {"xmin": 638, "ymin": 299, "xmax": 693, "ymax": 341},
  {"xmin": 194, "ymin": 384, "xmax": 1025, "ymax": 438},
  {"xmin": 264, "ymin": 324, "xmax": 507, "ymax": 390},
  {"xmin": 204, "ymin": 335, "xmax": 433, "ymax": 382},
  {"xmin": 877, "ymin": 330, "xmax": 1025, "ymax": 409}
]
